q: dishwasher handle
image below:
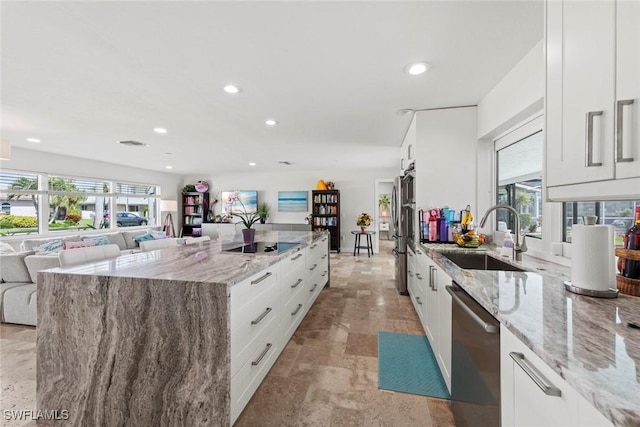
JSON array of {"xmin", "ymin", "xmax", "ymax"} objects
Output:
[{"xmin": 446, "ymin": 285, "xmax": 499, "ymax": 334}]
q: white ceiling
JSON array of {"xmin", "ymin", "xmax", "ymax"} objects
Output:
[{"xmin": 1, "ymin": 1, "xmax": 543, "ymax": 175}]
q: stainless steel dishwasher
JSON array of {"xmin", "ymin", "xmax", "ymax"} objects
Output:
[{"xmin": 446, "ymin": 283, "xmax": 500, "ymax": 427}]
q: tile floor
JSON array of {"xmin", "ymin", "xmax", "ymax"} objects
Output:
[{"xmin": 0, "ymin": 240, "xmax": 454, "ymax": 426}]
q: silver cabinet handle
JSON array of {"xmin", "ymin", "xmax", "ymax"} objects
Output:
[
  {"xmin": 310, "ymin": 244, "xmax": 317, "ymax": 249},
  {"xmin": 292, "ymin": 254, "xmax": 303, "ymax": 261},
  {"xmin": 250, "ymin": 307, "xmax": 272, "ymax": 325},
  {"xmin": 408, "ymin": 270, "xmax": 414, "ymax": 277},
  {"xmin": 251, "ymin": 343, "xmax": 273, "ymax": 366},
  {"xmin": 429, "ymin": 266, "xmax": 437, "ymax": 291},
  {"xmin": 321, "ymin": 237, "xmax": 328, "ymax": 242},
  {"xmin": 585, "ymin": 111, "xmax": 603, "ymax": 167},
  {"xmin": 310, "ymin": 284, "xmax": 318, "ymax": 293},
  {"xmin": 416, "ymin": 249, "xmax": 422, "ymax": 254},
  {"xmin": 309, "ymin": 263, "xmax": 317, "ymax": 271},
  {"xmin": 291, "ymin": 278, "xmax": 303, "ymax": 289},
  {"xmin": 416, "ymin": 273, "xmax": 423, "ymax": 280},
  {"xmin": 509, "ymin": 352, "xmax": 562, "ymax": 397},
  {"xmin": 291, "ymin": 303, "xmax": 303, "ymax": 316},
  {"xmin": 321, "ymin": 270, "xmax": 327, "ymax": 277},
  {"xmin": 446, "ymin": 285, "xmax": 498, "ymax": 333},
  {"xmin": 616, "ymin": 99, "xmax": 635, "ymax": 163},
  {"xmin": 321, "ymin": 254, "xmax": 327, "ymax": 259},
  {"xmin": 416, "ymin": 296, "xmax": 423, "ymax": 305},
  {"xmin": 251, "ymin": 272, "xmax": 272, "ymax": 285}
]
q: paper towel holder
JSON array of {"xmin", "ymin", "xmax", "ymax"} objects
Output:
[{"xmin": 564, "ymin": 281, "xmax": 619, "ymax": 298}]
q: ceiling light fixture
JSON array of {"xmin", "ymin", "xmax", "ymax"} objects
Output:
[
  {"xmin": 26, "ymin": 138, "xmax": 41, "ymax": 143},
  {"xmin": 154, "ymin": 128, "xmax": 167, "ymax": 134},
  {"xmin": 223, "ymin": 84, "xmax": 240, "ymax": 94},
  {"xmin": 165, "ymin": 165, "xmax": 173, "ymax": 169},
  {"xmin": 249, "ymin": 162, "xmax": 256, "ymax": 166},
  {"xmin": 405, "ymin": 62, "xmax": 431, "ymax": 75},
  {"xmin": 265, "ymin": 119, "xmax": 278, "ymax": 126}
]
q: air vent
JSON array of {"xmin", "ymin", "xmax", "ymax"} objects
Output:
[
  {"xmin": 118, "ymin": 140, "xmax": 148, "ymax": 147},
  {"xmin": 278, "ymin": 161, "xmax": 292, "ymax": 165}
]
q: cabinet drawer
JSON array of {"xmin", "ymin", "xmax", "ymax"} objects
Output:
[
  {"xmin": 231, "ymin": 332, "xmax": 280, "ymax": 424},
  {"xmin": 281, "ymin": 267, "xmax": 306, "ymax": 306},
  {"xmin": 281, "ymin": 249, "xmax": 306, "ymax": 277},
  {"xmin": 230, "ymin": 267, "xmax": 278, "ymax": 313},
  {"xmin": 231, "ymin": 282, "xmax": 280, "ymax": 377},
  {"xmin": 282, "ymin": 287, "xmax": 308, "ymax": 342},
  {"xmin": 306, "ymin": 237, "xmax": 328, "ymax": 266}
]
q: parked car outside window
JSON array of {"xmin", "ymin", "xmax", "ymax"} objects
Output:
[{"xmin": 115, "ymin": 212, "xmax": 148, "ymax": 227}]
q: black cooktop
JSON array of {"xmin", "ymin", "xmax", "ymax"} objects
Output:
[{"xmin": 222, "ymin": 241, "xmax": 301, "ymax": 254}]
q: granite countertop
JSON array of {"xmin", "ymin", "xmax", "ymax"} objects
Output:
[
  {"xmin": 45, "ymin": 231, "xmax": 326, "ymax": 287},
  {"xmin": 420, "ymin": 242, "xmax": 640, "ymax": 426}
]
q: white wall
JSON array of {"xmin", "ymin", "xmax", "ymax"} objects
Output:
[
  {"xmin": 184, "ymin": 167, "xmax": 397, "ymax": 252},
  {"xmin": 477, "ymin": 39, "xmax": 544, "ymax": 141},
  {"xmin": 1, "ymin": 147, "xmax": 184, "ymax": 201}
]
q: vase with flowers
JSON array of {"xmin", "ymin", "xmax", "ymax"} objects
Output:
[
  {"xmin": 357, "ymin": 212, "xmax": 372, "ymax": 233},
  {"xmin": 224, "ymin": 190, "xmax": 260, "ymax": 244}
]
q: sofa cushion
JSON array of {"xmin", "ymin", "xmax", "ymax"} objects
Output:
[
  {"xmin": 0, "ymin": 282, "xmax": 31, "ymax": 322},
  {"xmin": 82, "ymin": 233, "xmax": 127, "ymax": 250},
  {"xmin": 0, "ymin": 242, "xmax": 16, "ymax": 254},
  {"xmin": 58, "ymin": 244, "xmax": 120, "ymax": 267},
  {"xmin": 133, "ymin": 232, "xmax": 155, "ymax": 243},
  {"xmin": 20, "ymin": 235, "xmax": 80, "ymax": 251},
  {"xmin": 63, "ymin": 240, "xmax": 96, "ymax": 250},
  {"xmin": 0, "ymin": 252, "xmax": 33, "ymax": 283},
  {"xmin": 81, "ymin": 236, "xmax": 110, "ymax": 246},
  {"xmin": 122, "ymin": 230, "xmax": 150, "ymax": 249},
  {"xmin": 24, "ymin": 255, "xmax": 61, "ymax": 284},
  {"xmin": 2, "ymin": 284, "xmax": 37, "ymax": 326}
]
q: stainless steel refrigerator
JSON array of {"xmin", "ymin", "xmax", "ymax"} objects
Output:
[{"xmin": 392, "ymin": 176, "xmax": 408, "ymax": 295}]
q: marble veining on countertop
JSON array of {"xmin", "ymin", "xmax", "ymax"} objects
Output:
[
  {"xmin": 44, "ymin": 231, "xmax": 326, "ymax": 287},
  {"xmin": 420, "ymin": 243, "xmax": 640, "ymax": 426}
]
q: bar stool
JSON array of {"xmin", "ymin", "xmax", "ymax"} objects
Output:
[{"xmin": 351, "ymin": 230, "xmax": 375, "ymax": 257}]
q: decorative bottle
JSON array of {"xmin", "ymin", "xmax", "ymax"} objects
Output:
[{"xmin": 622, "ymin": 206, "xmax": 640, "ymax": 279}]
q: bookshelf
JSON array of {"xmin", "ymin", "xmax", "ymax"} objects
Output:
[
  {"xmin": 181, "ymin": 192, "xmax": 209, "ymax": 237},
  {"xmin": 311, "ymin": 190, "xmax": 340, "ymax": 252}
]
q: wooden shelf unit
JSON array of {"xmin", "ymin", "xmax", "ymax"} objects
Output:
[
  {"xmin": 311, "ymin": 190, "xmax": 340, "ymax": 252},
  {"xmin": 181, "ymin": 192, "xmax": 209, "ymax": 237}
]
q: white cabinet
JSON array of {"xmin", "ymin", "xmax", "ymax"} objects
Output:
[
  {"xmin": 501, "ymin": 325, "xmax": 613, "ymax": 427},
  {"xmin": 546, "ymin": 0, "xmax": 640, "ymax": 200},
  {"xmin": 411, "ymin": 249, "xmax": 452, "ymax": 392},
  {"xmin": 230, "ymin": 238, "xmax": 329, "ymax": 424},
  {"xmin": 400, "ymin": 114, "xmax": 416, "ymax": 173}
]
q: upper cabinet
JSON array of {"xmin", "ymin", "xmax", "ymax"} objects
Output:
[
  {"xmin": 545, "ymin": 0, "xmax": 640, "ymax": 201},
  {"xmin": 400, "ymin": 114, "xmax": 416, "ymax": 173}
]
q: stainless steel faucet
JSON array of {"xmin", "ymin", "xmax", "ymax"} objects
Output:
[{"xmin": 479, "ymin": 205, "xmax": 528, "ymax": 261}]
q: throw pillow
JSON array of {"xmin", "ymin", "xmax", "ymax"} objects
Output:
[
  {"xmin": 133, "ymin": 232, "xmax": 155, "ymax": 243},
  {"xmin": 149, "ymin": 230, "xmax": 169, "ymax": 240},
  {"xmin": 0, "ymin": 242, "xmax": 16, "ymax": 254},
  {"xmin": 63, "ymin": 240, "xmax": 96, "ymax": 250},
  {"xmin": 34, "ymin": 239, "xmax": 64, "ymax": 255},
  {"xmin": 82, "ymin": 236, "xmax": 110, "ymax": 246}
]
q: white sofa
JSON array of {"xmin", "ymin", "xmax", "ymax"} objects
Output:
[{"xmin": 0, "ymin": 227, "xmax": 162, "ymax": 326}]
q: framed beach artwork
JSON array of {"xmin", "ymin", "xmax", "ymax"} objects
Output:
[
  {"xmin": 278, "ymin": 191, "xmax": 308, "ymax": 212},
  {"xmin": 221, "ymin": 190, "xmax": 258, "ymax": 214}
]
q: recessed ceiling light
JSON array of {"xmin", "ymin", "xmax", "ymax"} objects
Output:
[
  {"xmin": 265, "ymin": 119, "xmax": 278, "ymax": 126},
  {"xmin": 223, "ymin": 84, "xmax": 241, "ymax": 94},
  {"xmin": 165, "ymin": 165, "xmax": 173, "ymax": 169},
  {"xmin": 405, "ymin": 62, "xmax": 431, "ymax": 75},
  {"xmin": 249, "ymin": 162, "xmax": 256, "ymax": 166},
  {"xmin": 154, "ymin": 128, "xmax": 167, "ymax": 134},
  {"xmin": 26, "ymin": 138, "xmax": 40, "ymax": 143}
]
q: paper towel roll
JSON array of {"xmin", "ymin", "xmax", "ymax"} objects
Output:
[{"xmin": 571, "ymin": 225, "xmax": 615, "ymax": 292}]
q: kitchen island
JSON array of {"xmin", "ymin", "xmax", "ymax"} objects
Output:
[
  {"xmin": 36, "ymin": 230, "xmax": 330, "ymax": 426},
  {"xmin": 423, "ymin": 243, "xmax": 640, "ymax": 426}
]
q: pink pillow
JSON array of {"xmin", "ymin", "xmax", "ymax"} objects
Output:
[{"xmin": 63, "ymin": 240, "xmax": 96, "ymax": 250}]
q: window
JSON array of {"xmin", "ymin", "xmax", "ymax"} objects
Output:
[
  {"xmin": 564, "ymin": 200, "xmax": 639, "ymax": 245},
  {"xmin": 0, "ymin": 170, "xmax": 161, "ymax": 236},
  {"xmin": 0, "ymin": 171, "xmax": 40, "ymax": 236},
  {"xmin": 496, "ymin": 130, "xmax": 543, "ymax": 238}
]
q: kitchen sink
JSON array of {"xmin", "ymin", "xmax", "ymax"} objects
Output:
[{"xmin": 441, "ymin": 252, "xmax": 525, "ymax": 272}]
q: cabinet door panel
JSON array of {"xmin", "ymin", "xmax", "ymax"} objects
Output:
[
  {"xmin": 436, "ymin": 268, "xmax": 452, "ymax": 392},
  {"xmin": 616, "ymin": 0, "xmax": 640, "ymax": 180},
  {"xmin": 424, "ymin": 262, "xmax": 439, "ymax": 351}
]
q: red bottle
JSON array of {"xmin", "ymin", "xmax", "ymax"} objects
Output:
[{"xmin": 622, "ymin": 206, "xmax": 640, "ymax": 279}]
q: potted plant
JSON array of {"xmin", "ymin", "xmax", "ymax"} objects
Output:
[
  {"xmin": 379, "ymin": 194, "xmax": 391, "ymax": 216},
  {"xmin": 224, "ymin": 190, "xmax": 260, "ymax": 244},
  {"xmin": 257, "ymin": 202, "xmax": 270, "ymax": 224}
]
